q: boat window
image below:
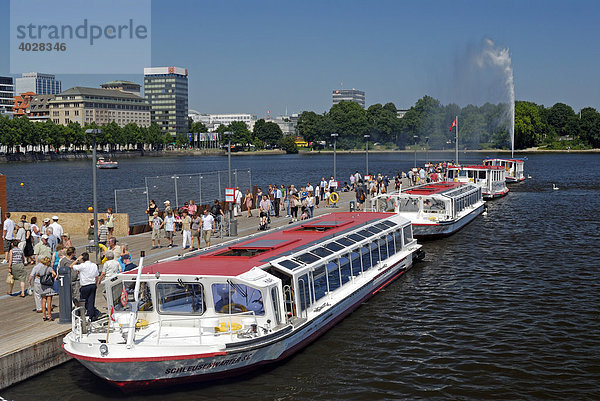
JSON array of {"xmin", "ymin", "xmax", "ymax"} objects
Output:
[
  {"xmin": 297, "ymin": 274, "xmax": 311, "ymax": 311},
  {"xmin": 296, "ymin": 252, "xmax": 320, "ymax": 265},
  {"xmin": 349, "ymin": 249, "xmax": 361, "ymax": 275},
  {"xmin": 312, "ymin": 265, "xmax": 328, "ymax": 301},
  {"xmin": 216, "ymin": 248, "xmax": 269, "ymax": 257},
  {"xmin": 339, "ymin": 254, "xmax": 351, "ymax": 285},
  {"xmin": 336, "ymin": 237, "xmax": 356, "ymax": 247},
  {"xmin": 311, "ymin": 247, "xmax": 333, "ymax": 258},
  {"xmin": 212, "ymin": 283, "xmax": 265, "ymax": 315},
  {"xmin": 112, "ymin": 281, "xmax": 153, "ymax": 312},
  {"xmin": 403, "ymin": 225, "xmax": 413, "ymax": 245},
  {"xmin": 360, "ymin": 245, "xmax": 372, "ymax": 271},
  {"xmin": 356, "ymin": 229, "xmax": 372, "ymax": 238},
  {"xmin": 378, "ymin": 237, "xmax": 388, "ymax": 260},
  {"xmin": 386, "ymin": 233, "xmax": 395, "ymax": 255},
  {"xmin": 398, "ymin": 198, "xmax": 420, "ymax": 212},
  {"xmin": 380, "ymin": 220, "xmax": 396, "ymax": 229},
  {"xmin": 370, "ymin": 241, "xmax": 380, "ymax": 266},
  {"xmin": 157, "ymin": 282, "xmax": 203, "ymax": 314},
  {"xmin": 349, "ymin": 233, "xmax": 365, "ymax": 242},
  {"xmin": 326, "ymin": 260, "xmax": 341, "ymax": 292},
  {"xmin": 394, "ymin": 230, "xmax": 402, "ymax": 251},
  {"xmin": 325, "ymin": 242, "xmax": 344, "ymax": 252},
  {"xmin": 374, "ymin": 222, "xmax": 389, "ymax": 231},
  {"xmin": 479, "ymin": 171, "xmax": 486, "ymax": 179},
  {"xmin": 271, "ymin": 287, "xmax": 282, "ymax": 325},
  {"xmin": 279, "ymin": 259, "xmax": 300, "ymax": 270},
  {"xmin": 423, "ymin": 197, "xmax": 445, "ymax": 212},
  {"xmin": 366, "ymin": 226, "xmax": 383, "ymax": 234}
]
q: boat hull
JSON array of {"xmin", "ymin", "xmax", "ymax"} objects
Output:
[
  {"xmin": 64, "ymin": 252, "xmax": 416, "ymax": 391},
  {"xmin": 483, "ymin": 188, "xmax": 509, "ymax": 200},
  {"xmin": 412, "ymin": 203, "xmax": 483, "ymax": 239}
]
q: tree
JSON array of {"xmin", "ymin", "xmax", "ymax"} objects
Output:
[
  {"xmin": 191, "ymin": 121, "xmax": 208, "ymax": 133},
  {"xmin": 297, "ymin": 111, "xmax": 324, "ymax": 144},
  {"xmin": 278, "ymin": 136, "xmax": 298, "ymax": 154},
  {"xmin": 548, "ymin": 102, "xmax": 577, "ymax": 138},
  {"xmin": 253, "ymin": 119, "xmax": 283, "ymax": 146},
  {"xmin": 579, "ymin": 107, "xmax": 600, "ymax": 148},
  {"xmin": 329, "ymin": 101, "xmax": 369, "ymax": 149},
  {"xmin": 514, "ymin": 101, "xmax": 544, "ymax": 149}
]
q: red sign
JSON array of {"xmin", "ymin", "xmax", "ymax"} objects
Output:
[
  {"xmin": 364, "ymin": 175, "xmax": 372, "ymax": 181},
  {"xmin": 225, "ymin": 188, "xmax": 235, "ymax": 202}
]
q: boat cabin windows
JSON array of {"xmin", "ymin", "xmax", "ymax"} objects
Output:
[
  {"xmin": 297, "ymin": 274, "xmax": 311, "ymax": 311},
  {"xmin": 212, "ymin": 283, "xmax": 265, "ymax": 315},
  {"xmin": 112, "ymin": 281, "xmax": 153, "ymax": 312},
  {"xmin": 326, "ymin": 261, "xmax": 341, "ymax": 292},
  {"xmin": 339, "ymin": 254, "xmax": 352, "ymax": 284},
  {"xmin": 157, "ymin": 282, "xmax": 204, "ymax": 314},
  {"xmin": 312, "ymin": 265, "xmax": 328, "ymax": 301},
  {"xmin": 403, "ymin": 225, "xmax": 413, "ymax": 245}
]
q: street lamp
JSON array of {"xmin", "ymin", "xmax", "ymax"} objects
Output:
[
  {"xmin": 425, "ymin": 136, "xmax": 430, "ymax": 164},
  {"xmin": 85, "ymin": 128, "xmax": 102, "ymax": 262},
  {"xmin": 224, "ymin": 131, "xmax": 235, "ymax": 236},
  {"xmin": 413, "ymin": 135, "xmax": 418, "ymax": 168},
  {"xmin": 364, "ymin": 134, "xmax": 370, "ymax": 175},
  {"xmin": 331, "ymin": 133, "xmax": 339, "ymax": 181}
]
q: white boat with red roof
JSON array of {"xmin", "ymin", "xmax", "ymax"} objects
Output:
[
  {"xmin": 446, "ymin": 164, "xmax": 509, "ymax": 199},
  {"xmin": 62, "ymin": 212, "xmax": 422, "ymax": 390},
  {"xmin": 370, "ymin": 181, "xmax": 484, "ymax": 239},
  {"xmin": 482, "ymin": 158, "xmax": 525, "ymax": 183}
]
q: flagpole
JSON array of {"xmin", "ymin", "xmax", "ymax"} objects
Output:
[{"xmin": 455, "ymin": 115, "xmax": 459, "ymax": 166}]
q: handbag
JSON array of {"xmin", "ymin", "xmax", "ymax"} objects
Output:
[
  {"xmin": 39, "ymin": 268, "xmax": 54, "ymax": 286},
  {"xmin": 5, "ymin": 272, "xmax": 14, "ymax": 285},
  {"xmin": 293, "ymin": 198, "xmax": 302, "ymax": 207}
]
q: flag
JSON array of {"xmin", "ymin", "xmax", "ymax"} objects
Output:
[
  {"xmin": 120, "ymin": 285, "xmax": 128, "ymax": 307},
  {"xmin": 449, "ymin": 117, "xmax": 457, "ymax": 131},
  {"xmin": 110, "ymin": 305, "xmax": 116, "ymax": 321}
]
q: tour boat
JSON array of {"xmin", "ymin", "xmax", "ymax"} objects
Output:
[
  {"xmin": 446, "ymin": 165, "xmax": 509, "ymax": 199},
  {"xmin": 482, "ymin": 158, "xmax": 524, "ymax": 183},
  {"xmin": 63, "ymin": 212, "xmax": 423, "ymax": 390},
  {"xmin": 97, "ymin": 157, "xmax": 119, "ymax": 169},
  {"xmin": 370, "ymin": 182, "xmax": 484, "ymax": 239}
]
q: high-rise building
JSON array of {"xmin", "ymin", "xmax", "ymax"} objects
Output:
[
  {"xmin": 0, "ymin": 76, "xmax": 14, "ymax": 118},
  {"xmin": 15, "ymin": 72, "xmax": 62, "ymax": 95},
  {"xmin": 48, "ymin": 87, "xmax": 150, "ymax": 127},
  {"xmin": 144, "ymin": 67, "xmax": 189, "ymax": 136},
  {"xmin": 332, "ymin": 88, "xmax": 365, "ymax": 108}
]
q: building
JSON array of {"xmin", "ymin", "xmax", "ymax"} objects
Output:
[
  {"xmin": 13, "ymin": 92, "xmax": 36, "ymax": 117},
  {"xmin": 13, "ymin": 93, "xmax": 54, "ymax": 122},
  {"xmin": 15, "ymin": 72, "xmax": 62, "ymax": 96},
  {"xmin": 189, "ymin": 111, "xmax": 256, "ymax": 131},
  {"xmin": 332, "ymin": 88, "xmax": 365, "ymax": 108},
  {"xmin": 48, "ymin": 87, "xmax": 150, "ymax": 127},
  {"xmin": 100, "ymin": 80, "xmax": 141, "ymax": 96},
  {"xmin": 0, "ymin": 76, "xmax": 14, "ymax": 118},
  {"xmin": 144, "ymin": 67, "xmax": 189, "ymax": 136},
  {"xmin": 396, "ymin": 109, "xmax": 409, "ymax": 119}
]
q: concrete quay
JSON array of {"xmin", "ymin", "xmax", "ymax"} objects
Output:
[{"xmin": 0, "ymin": 189, "xmax": 369, "ymax": 390}]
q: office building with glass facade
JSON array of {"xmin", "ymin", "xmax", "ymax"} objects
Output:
[
  {"xmin": 15, "ymin": 72, "xmax": 62, "ymax": 96},
  {"xmin": 144, "ymin": 67, "xmax": 189, "ymax": 136},
  {"xmin": 332, "ymin": 89, "xmax": 365, "ymax": 108}
]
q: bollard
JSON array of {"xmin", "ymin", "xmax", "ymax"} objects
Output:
[
  {"xmin": 58, "ymin": 265, "xmax": 72, "ymax": 324},
  {"xmin": 349, "ymin": 201, "xmax": 356, "ymax": 212},
  {"xmin": 229, "ymin": 219, "xmax": 238, "ymax": 236}
]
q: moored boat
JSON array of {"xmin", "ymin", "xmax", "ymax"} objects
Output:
[
  {"xmin": 370, "ymin": 182, "xmax": 484, "ymax": 239},
  {"xmin": 63, "ymin": 212, "xmax": 423, "ymax": 390},
  {"xmin": 97, "ymin": 157, "xmax": 119, "ymax": 169},
  {"xmin": 482, "ymin": 158, "xmax": 524, "ymax": 183},
  {"xmin": 446, "ymin": 165, "xmax": 509, "ymax": 199}
]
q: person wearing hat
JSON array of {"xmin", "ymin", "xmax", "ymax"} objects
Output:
[
  {"xmin": 62, "ymin": 232, "xmax": 73, "ymax": 248},
  {"xmin": 49, "ymin": 216, "xmax": 63, "ymax": 242},
  {"xmin": 151, "ymin": 211, "xmax": 164, "ymax": 249},
  {"xmin": 33, "ymin": 234, "xmax": 51, "ymax": 264},
  {"xmin": 163, "ymin": 200, "xmax": 172, "ymax": 215}
]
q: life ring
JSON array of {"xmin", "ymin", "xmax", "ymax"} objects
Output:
[
  {"xmin": 98, "ymin": 243, "xmax": 108, "ymax": 264},
  {"xmin": 469, "ymin": 178, "xmax": 474, "ymax": 183},
  {"xmin": 219, "ymin": 303, "xmax": 248, "ymax": 314},
  {"xmin": 135, "ymin": 319, "xmax": 148, "ymax": 329},
  {"xmin": 215, "ymin": 322, "xmax": 242, "ymax": 332},
  {"xmin": 329, "ymin": 192, "xmax": 339, "ymax": 204}
]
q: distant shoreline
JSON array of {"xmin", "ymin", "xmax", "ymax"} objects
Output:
[{"xmin": 1, "ymin": 146, "xmax": 598, "ymax": 165}]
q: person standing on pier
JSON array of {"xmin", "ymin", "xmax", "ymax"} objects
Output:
[
  {"xmin": 164, "ymin": 211, "xmax": 176, "ymax": 248},
  {"xmin": 201, "ymin": 209, "xmax": 215, "ymax": 248},
  {"xmin": 181, "ymin": 210, "xmax": 192, "ymax": 249},
  {"xmin": 273, "ymin": 186, "xmax": 282, "ymax": 217},
  {"xmin": 49, "ymin": 216, "xmax": 63, "ymax": 243},
  {"xmin": 3, "ymin": 212, "xmax": 15, "ymax": 263},
  {"xmin": 106, "ymin": 208, "xmax": 115, "ymax": 237},
  {"xmin": 7, "ymin": 240, "xmax": 27, "ymax": 297},
  {"xmin": 97, "ymin": 219, "xmax": 108, "ymax": 246},
  {"xmin": 150, "ymin": 211, "xmax": 163, "ymax": 249},
  {"xmin": 234, "ymin": 187, "xmax": 243, "ymax": 217},
  {"xmin": 191, "ymin": 212, "xmax": 201, "ymax": 249},
  {"xmin": 45, "ymin": 227, "xmax": 58, "ymax": 252},
  {"xmin": 70, "ymin": 252, "xmax": 100, "ymax": 321},
  {"xmin": 319, "ymin": 178, "xmax": 327, "ymax": 201},
  {"xmin": 30, "ymin": 256, "xmax": 57, "ymax": 321},
  {"xmin": 244, "ymin": 189, "xmax": 254, "ymax": 218}
]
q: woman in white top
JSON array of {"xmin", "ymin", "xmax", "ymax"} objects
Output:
[{"xmin": 30, "ymin": 217, "xmax": 40, "ymax": 245}]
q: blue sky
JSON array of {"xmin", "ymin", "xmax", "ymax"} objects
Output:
[{"xmin": 1, "ymin": 0, "xmax": 599, "ymax": 117}]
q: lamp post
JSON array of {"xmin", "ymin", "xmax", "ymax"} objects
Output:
[
  {"xmin": 85, "ymin": 128, "xmax": 102, "ymax": 262},
  {"xmin": 224, "ymin": 131, "xmax": 234, "ymax": 236},
  {"xmin": 425, "ymin": 136, "xmax": 430, "ymax": 165},
  {"xmin": 364, "ymin": 134, "xmax": 370, "ymax": 175},
  {"xmin": 331, "ymin": 133, "xmax": 339, "ymax": 181},
  {"xmin": 413, "ymin": 135, "xmax": 418, "ymax": 169}
]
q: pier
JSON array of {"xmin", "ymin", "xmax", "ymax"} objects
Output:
[{"xmin": 0, "ymin": 190, "xmax": 367, "ymax": 389}]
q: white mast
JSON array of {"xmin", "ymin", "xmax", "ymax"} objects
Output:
[{"xmin": 455, "ymin": 116, "xmax": 459, "ymax": 165}]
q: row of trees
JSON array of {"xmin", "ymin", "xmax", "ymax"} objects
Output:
[
  {"xmin": 296, "ymin": 97, "xmax": 600, "ymax": 150},
  {"xmin": 0, "ymin": 116, "xmax": 174, "ymax": 152}
]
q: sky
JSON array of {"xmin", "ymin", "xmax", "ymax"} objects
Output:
[{"xmin": 1, "ymin": 0, "xmax": 599, "ymax": 117}]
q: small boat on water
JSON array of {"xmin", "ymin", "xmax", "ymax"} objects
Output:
[
  {"xmin": 63, "ymin": 212, "xmax": 423, "ymax": 390},
  {"xmin": 482, "ymin": 158, "xmax": 524, "ymax": 183},
  {"xmin": 97, "ymin": 157, "xmax": 119, "ymax": 169},
  {"xmin": 370, "ymin": 181, "xmax": 485, "ymax": 239},
  {"xmin": 446, "ymin": 165, "xmax": 509, "ymax": 199}
]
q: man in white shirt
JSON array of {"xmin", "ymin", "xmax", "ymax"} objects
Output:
[
  {"xmin": 49, "ymin": 216, "xmax": 63, "ymax": 242},
  {"xmin": 273, "ymin": 186, "xmax": 282, "ymax": 217},
  {"xmin": 70, "ymin": 252, "xmax": 100, "ymax": 320},
  {"xmin": 306, "ymin": 182, "xmax": 314, "ymax": 193},
  {"xmin": 3, "ymin": 212, "xmax": 15, "ymax": 263},
  {"xmin": 234, "ymin": 187, "xmax": 243, "ymax": 217},
  {"xmin": 328, "ymin": 176, "xmax": 338, "ymax": 191},
  {"xmin": 98, "ymin": 251, "xmax": 120, "ymax": 284},
  {"xmin": 201, "ymin": 209, "xmax": 215, "ymax": 248}
]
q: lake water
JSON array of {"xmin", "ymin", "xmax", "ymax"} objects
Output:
[{"xmin": 1, "ymin": 152, "xmax": 599, "ymax": 400}]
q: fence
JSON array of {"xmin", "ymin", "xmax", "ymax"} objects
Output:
[{"xmin": 114, "ymin": 169, "xmax": 252, "ymax": 225}]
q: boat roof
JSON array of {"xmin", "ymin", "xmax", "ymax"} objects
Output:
[
  {"xmin": 133, "ymin": 212, "xmax": 394, "ymax": 277},
  {"xmin": 483, "ymin": 158, "xmax": 524, "ymax": 164},
  {"xmin": 404, "ymin": 181, "xmax": 463, "ymax": 195},
  {"xmin": 449, "ymin": 164, "xmax": 505, "ymax": 170}
]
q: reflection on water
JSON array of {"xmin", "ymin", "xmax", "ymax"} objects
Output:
[{"xmin": 2, "ymin": 153, "xmax": 600, "ymax": 400}]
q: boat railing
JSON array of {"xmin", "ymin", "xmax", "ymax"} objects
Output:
[
  {"xmin": 154, "ymin": 311, "xmax": 259, "ymax": 345},
  {"xmin": 70, "ymin": 307, "xmax": 88, "ymax": 340}
]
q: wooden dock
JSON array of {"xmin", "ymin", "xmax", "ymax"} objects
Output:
[{"xmin": 0, "ymin": 190, "xmax": 369, "ymax": 389}]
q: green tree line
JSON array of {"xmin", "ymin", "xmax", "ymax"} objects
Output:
[{"xmin": 296, "ymin": 97, "xmax": 600, "ymax": 150}]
